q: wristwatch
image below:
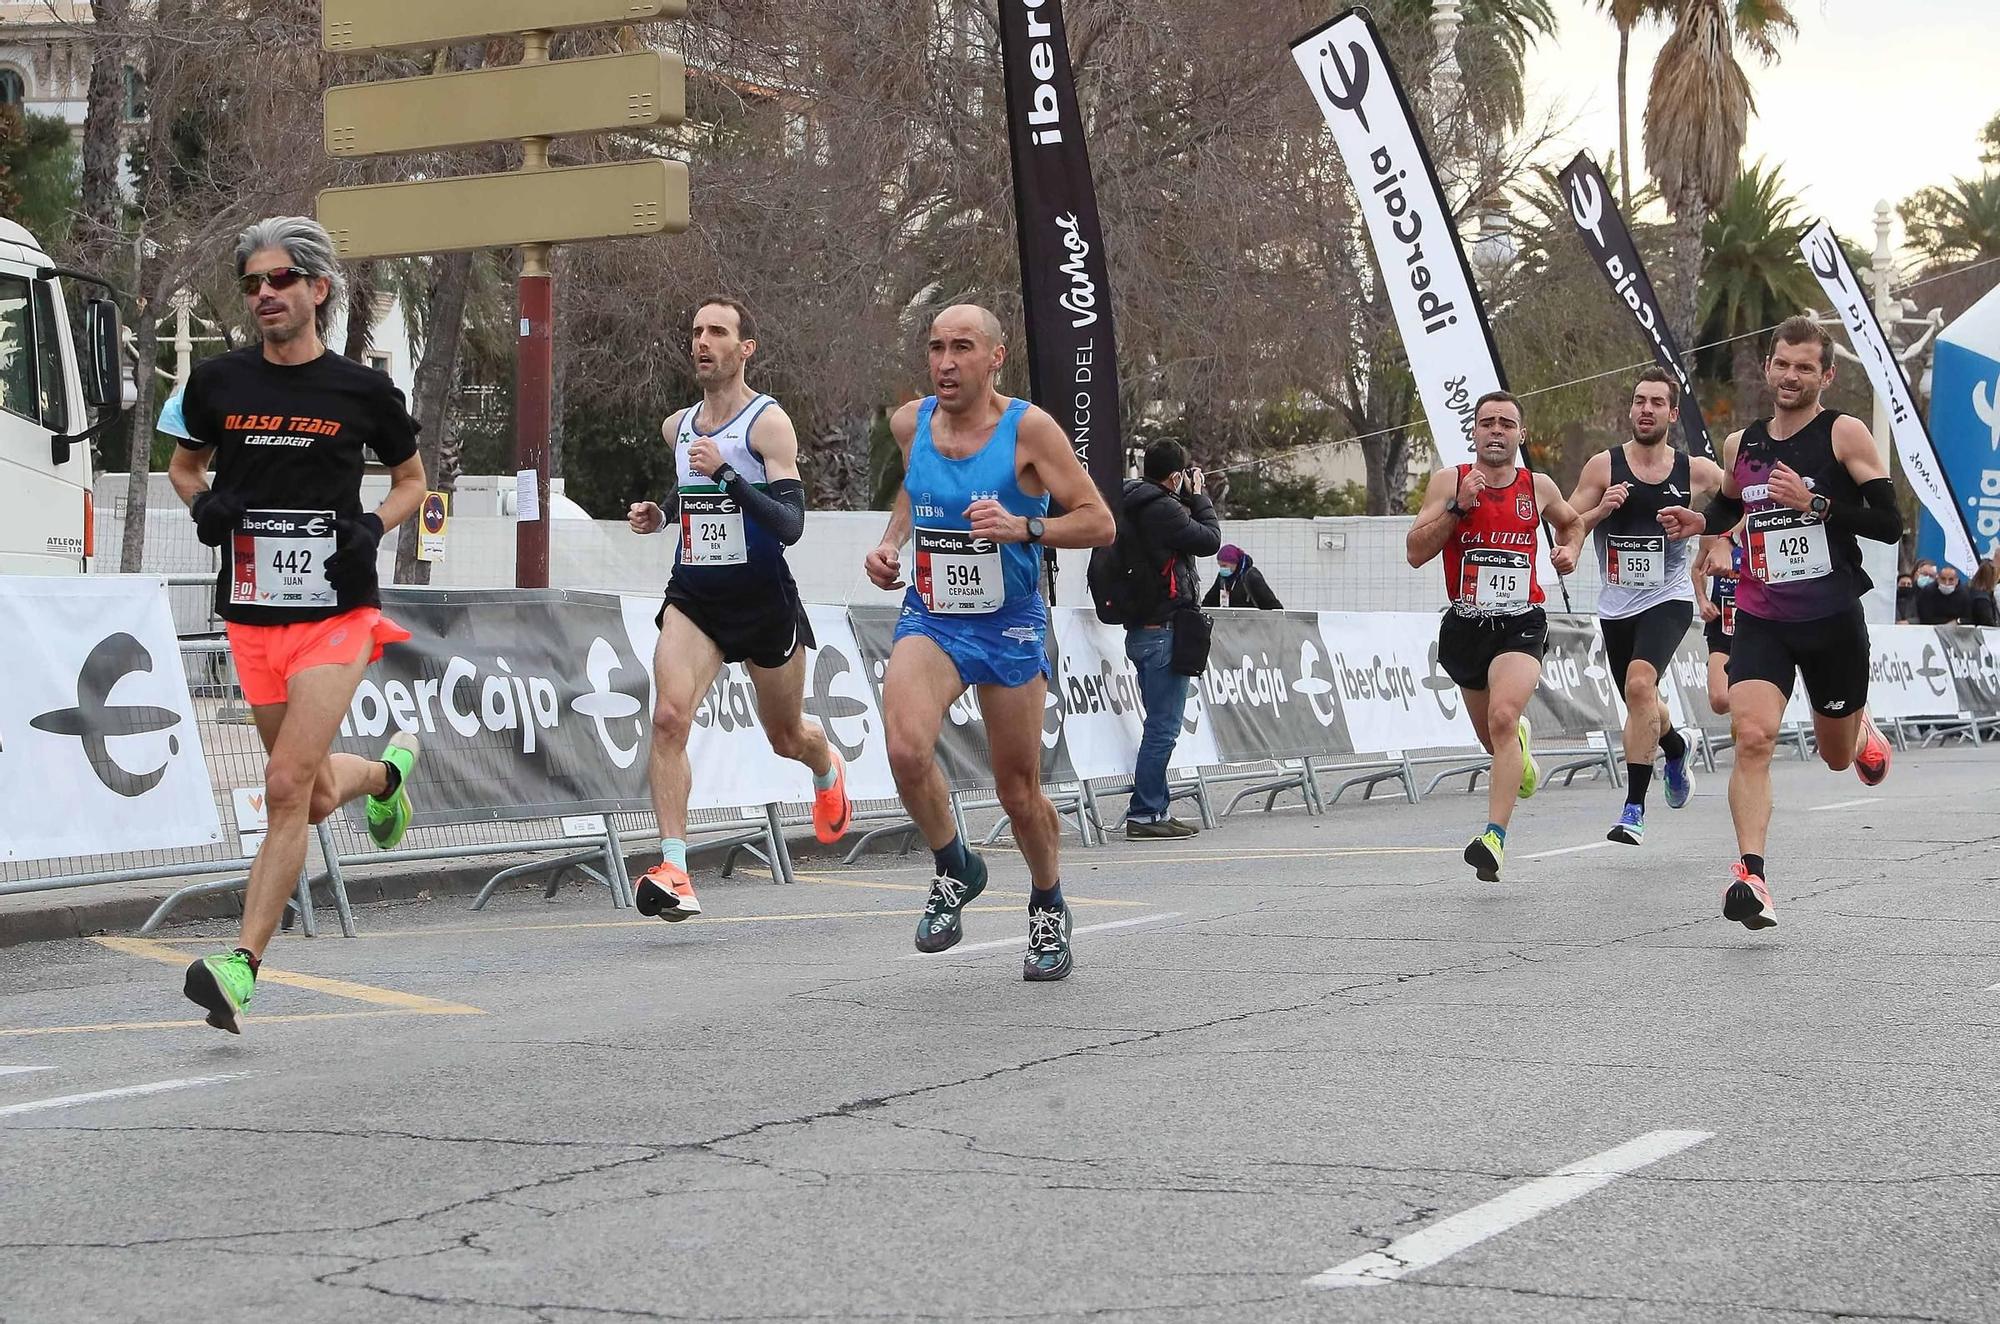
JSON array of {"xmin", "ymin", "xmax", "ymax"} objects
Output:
[
  {"xmin": 711, "ymin": 462, "xmax": 739, "ymax": 488},
  {"xmin": 1024, "ymin": 516, "xmax": 1046, "ymax": 543},
  {"xmin": 1807, "ymin": 494, "xmax": 1831, "ymax": 523},
  {"xmin": 1446, "ymin": 498, "xmax": 1470, "ymax": 518}
]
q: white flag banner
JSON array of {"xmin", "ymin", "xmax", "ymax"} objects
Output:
[
  {"xmin": 0, "ymin": 576, "xmax": 221, "ymax": 862},
  {"xmin": 1800, "ymin": 219, "xmax": 1980, "ymax": 573},
  {"xmin": 1291, "ymin": 8, "xmax": 1506, "ymax": 462}
]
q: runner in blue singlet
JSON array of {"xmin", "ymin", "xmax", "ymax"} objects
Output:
[{"xmin": 863, "ymin": 305, "xmax": 1113, "ymax": 983}]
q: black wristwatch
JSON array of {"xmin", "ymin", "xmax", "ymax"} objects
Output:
[
  {"xmin": 711, "ymin": 463, "xmax": 739, "ymax": 488},
  {"xmin": 1807, "ymin": 494, "xmax": 1831, "ymax": 523},
  {"xmin": 1446, "ymin": 498, "xmax": 1470, "ymax": 519},
  {"xmin": 1024, "ymin": 516, "xmax": 1046, "ymax": 543}
]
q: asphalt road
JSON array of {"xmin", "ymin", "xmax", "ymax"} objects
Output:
[{"xmin": 3, "ymin": 745, "xmax": 1997, "ymax": 1323}]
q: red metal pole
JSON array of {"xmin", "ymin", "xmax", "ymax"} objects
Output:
[{"xmin": 514, "ymin": 255, "xmax": 552, "ymax": 589}]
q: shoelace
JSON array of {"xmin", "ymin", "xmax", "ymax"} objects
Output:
[
  {"xmin": 1027, "ymin": 909, "xmax": 1066, "ymax": 952},
  {"xmin": 927, "ymin": 874, "xmax": 967, "ymax": 912}
]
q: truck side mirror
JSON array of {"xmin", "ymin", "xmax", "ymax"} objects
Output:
[{"xmin": 82, "ymin": 296, "xmax": 123, "ymax": 411}]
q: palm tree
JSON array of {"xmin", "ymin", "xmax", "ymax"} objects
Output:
[
  {"xmin": 1588, "ymin": 0, "xmax": 1673, "ymax": 214},
  {"xmin": 1641, "ymin": 0, "xmax": 1798, "ymax": 347},
  {"xmin": 1697, "ymin": 161, "xmax": 1820, "ymax": 424},
  {"xmin": 1898, "ymin": 174, "xmax": 2000, "ymax": 268},
  {"xmin": 1385, "ymin": 0, "xmax": 1559, "ymax": 135}
]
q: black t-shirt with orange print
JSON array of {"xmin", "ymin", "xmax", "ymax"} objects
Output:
[{"xmin": 179, "ymin": 347, "xmax": 420, "ymax": 626}]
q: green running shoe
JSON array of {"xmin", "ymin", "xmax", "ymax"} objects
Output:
[
  {"xmin": 366, "ymin": 732, "xmax": 420, "ymax": 849},
  {"xmin": 1464, "ymin": 829, "xmax": 1505, "ymax": 883},
  {"xmin": 1516, "ymin": 716, "xmax": 1540, "ymax": 800},
  {"xmin": 914, "ymin": 850, "xmax": 988, "ymax": 953},
  {"xmin": 183, "ymin": 950, "xmax": 255, "ymax": 1035},
  {"xmin": 1023, "ymin": 904, "xmax": 1073, "ymax": 982}
]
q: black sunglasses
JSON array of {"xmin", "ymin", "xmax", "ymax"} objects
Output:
[{"xmin": 239, "ymin": 267, "xmax": 313, "ymax": 296}]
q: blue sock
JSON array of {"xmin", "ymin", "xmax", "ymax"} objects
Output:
[
  {"xmin": 1030, "ymin": 881, "xmax": 1065, "ymax": 913},
  {"xmin": 933, "ymin": 837, "xmax": 968, "ymax": 879},
  {"xmin": 811, "ymin": 762, "xmax": 839, "ymax": 791},
  {"xmin": 659, "ymin": 838, "xmax": 687, "ymax": 872},
  {"xmin": 1485, "ymin": 822, "xmax": 1507, "ymax": 845}
]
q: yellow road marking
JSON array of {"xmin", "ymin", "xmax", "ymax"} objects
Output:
[
  {"xmin": 91, "ymin": 937, "xmax": 483, "ymax": 1015},
  {"xmin": 129, "ymin": 903, "xmax": 1031, "ymax": 944},
  {"xmin": 0, "ymin": 1010, "xmax": 420, "ymax": 1038}
]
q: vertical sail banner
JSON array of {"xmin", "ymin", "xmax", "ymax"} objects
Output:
[
  {"xmin": 1560, "ymin": 151, "xmax": 1715, "ymax": 460},
  {"xmin": 999, "ymin": 0, "xmax": 1124, "ymax": 500},
  {"xmin": 1800, "ymin": 219, "xmax": 1980, "ymax": 574},
  {"xmin": 1289, "ymin": 7, "xmax": 1507, "ymax": 462}
]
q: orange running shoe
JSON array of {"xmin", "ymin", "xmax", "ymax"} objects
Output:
[
  {"xmin": 1721, "ymin": 862, "xmax": 1776, "ymax": 931},
  {"xmin": 634, "ymin": 860, "xmax": 700, "ymax": 922},
  {"xmin": 1853, "ymin": 711, "xmax": 1891, "ymax": 787},
  {"xmin": 811, "ymin": 749, "xmax": 853, "ymax": 844}
]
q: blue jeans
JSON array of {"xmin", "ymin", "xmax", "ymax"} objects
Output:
[{"xmin": 1125, "ymin": 626, "xmax": 1191, "ymax": 822}]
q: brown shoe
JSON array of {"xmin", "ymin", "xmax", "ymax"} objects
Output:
[{"xmin": 1125, "ymin": 817, "xmax": 1198, "ymax": 839}]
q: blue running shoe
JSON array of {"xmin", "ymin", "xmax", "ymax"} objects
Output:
[
  {"xmin": 1607, "ymin": 803, "xmax": 1644, "ymax": 845},
  {"xmin": 1662, "ymin": 743, "xmax": 1694, "ymax": 810}
]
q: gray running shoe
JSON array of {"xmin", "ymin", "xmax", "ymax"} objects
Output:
[{"xmin": 1125, "ymin": 817, "xmax": 1198, "ymax": 840}]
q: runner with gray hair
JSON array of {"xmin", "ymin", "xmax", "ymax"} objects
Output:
[
  {"xmin": 166, "ymin": 216, "xmax": 428, "ymax": 1033},
  {"xmin": 233, "ymin": 216, "xmax": 347, "ymax": 338}
]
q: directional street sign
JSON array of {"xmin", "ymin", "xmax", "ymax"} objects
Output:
[
  {"xmin": 323, "ymin": 0, "xmax": 687, "ymax": 54},
  {"xmin": 325, "ymin": 50, "xmax": 684, "ymax": 157},
  {"xmin": 318, "ymin": 159, "xmax": 689, "ymax": 260}
]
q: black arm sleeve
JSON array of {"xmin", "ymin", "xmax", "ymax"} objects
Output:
[
  {"xmin": 724, "ymin": 473, "xmax": 807, "ymax": 546},
  {"xmin": 1250, "ymin": 568, "xmax": 1283, "ymax": 610},
  {"xmin": 1201, "ymin": 578, "xmax": 1222, "ymax": 607},
  {"xmin": 1826, "ymin": 477, "xmax": 1902, "ymax": 545},
  {"xmin": 1702, "ymin": 491, "xmax": 1746, "ymax": 535}
]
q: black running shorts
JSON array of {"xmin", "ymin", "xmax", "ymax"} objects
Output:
[
  {"xmin": 659, "ymin": 587, "xmax": 815, "ymax": 670},
  {"xmin": 1601, "ymin": 599, "xmax": 1694, "ymax": 692},
  {"xmin": 1438, "ymin": 607, "xmax": 1548, "ymax": 692},
  {"xmin": 1704, "ymin": 615, "xmax": 1732, "ymax": 657},
  {"xmin": 1726, "ymin": 601, "xmax": 1869, "ymax": 718}
]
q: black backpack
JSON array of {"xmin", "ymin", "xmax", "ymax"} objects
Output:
[{"xmin": 1087, "ymin": 486, "xmax": 1169, "ymax": 626}]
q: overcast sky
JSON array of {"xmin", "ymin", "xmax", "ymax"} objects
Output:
[{"xmin": 1520, "ymin": 0, "xmax": 1997, "ymax": 259}]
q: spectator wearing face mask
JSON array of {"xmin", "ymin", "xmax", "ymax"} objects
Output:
[
  {"xmin": 1969, "ymin": 561, "xmax": 1999, "ymax": 627},
  {"xmin": 1896, "ymin": 572, "xmax": 1917, "ymax": 623},
  {"xmin": 1917, "ymin": 563, "xmax": 1973, "ymax": 624},
  {"xmin": 1201, "ymin": 543, "xmax": 1283, "ymax": 610}
]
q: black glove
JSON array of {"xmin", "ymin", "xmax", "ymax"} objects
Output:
[
  {"xmin": 323, "ymin": 513, "xmax": 384, "ymax": 595},
  {"xmin": 190, "ymin": 489, "xmax": 245, "ymax": 548}
]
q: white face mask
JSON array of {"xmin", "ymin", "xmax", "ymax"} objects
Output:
[{"xmin": 1941, "ymin": 580, "xmax": 1960, "ymax": 595}]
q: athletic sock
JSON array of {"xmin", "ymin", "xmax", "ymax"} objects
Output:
[
  {"xmin": 933, "ymin": 837, "xmax": 969, "ymax": 880},
  {"xmin": 1029, "ymin": 881, "xmax": 1065, "ymax": 913},
  {"xmin": 1626, "ymin": 764, "xmax": 1653, "ymax": 808},
  {"xmin": 234, "ymin": 947, "xmax": 261, "ymax": 976},
  {"xmin": 375, "ymin": 758, "xmax": 402, "ymax": 800},
  {"xmin": 1742, "ymin": 853, "xmax": 1766, "ymax": 881},
  {"xmin": 811, "ymin": 763, "xmax": 839, "ymax": 792},
  {"xmin": 1484, "ymin": 822, "xmax": 1507, "ymax": 846},
  {"xmin": 1660, "ymin": 726, "xmax": 1688, "ymax": 760},
  {"xmin": 659, "ymin": 838, "xmax": 688, "ymax": 873}
]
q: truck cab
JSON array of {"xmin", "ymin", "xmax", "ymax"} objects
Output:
[{"xmin": 0, "ymin": 217, "xmax": 125, "ymax": 574}]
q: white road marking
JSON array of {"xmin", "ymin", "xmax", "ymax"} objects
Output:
[
  {"xmin": 0, "ymin": 1074, "xmax": 241, "ymax": 1119},
  {"xmin": 1525, "ymin": 841, "xmax": 1615, "ymax": 860},
  {"xmin": 1806, "ymin": 798, "xmax": 1874, "ymax": 813},
  {"xmin": 1307, "ymin": 1129, "xmax": 1714, "ymax": 1290},
  {"xmin": 0, "ymin": 1065, "xmax": 55, "ymax": 1078},
  {"xmin": 901, "ymin": 911, "xmax": 1182, "ymax": 960}
]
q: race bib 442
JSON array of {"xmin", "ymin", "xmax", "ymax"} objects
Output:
[{"xmin": 231, "ymin": 509, "xmax": 336, "ymax": 609}]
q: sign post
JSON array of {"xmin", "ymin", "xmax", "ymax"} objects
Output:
[{"xmin": 320, "ymin": 0, "xmax": 690, "ymax": 587}]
